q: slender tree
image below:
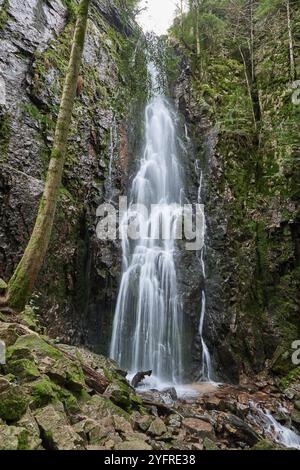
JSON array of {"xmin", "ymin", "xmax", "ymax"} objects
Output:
[
  {"xmin": 286, "ymin": 0, "xmax": 295, "ymax": 80},
  {"xmin": 5, "ymin": 0, "xmax": 90, "ymax": 311}
]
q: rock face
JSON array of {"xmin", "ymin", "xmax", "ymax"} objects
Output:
[
  {"xmin": 173, "ymin": 3, "xmax": 300, "ymax": 383},
  {"xmin": 0, "ymin": 0, "xmax": 147, "ymax": 354}
]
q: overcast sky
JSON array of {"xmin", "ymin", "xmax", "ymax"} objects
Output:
[{"xmin": 137, "ymin": 0, "xmax": 179, "ymax": 35}]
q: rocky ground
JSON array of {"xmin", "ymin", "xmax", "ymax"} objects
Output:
[{"xmin": 1, "ymin": 311, "xmax": 300, "ymax": 451}]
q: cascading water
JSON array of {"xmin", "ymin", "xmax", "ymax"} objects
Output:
[
  {"xmin": 250, "ymin": 403, "xmax": 300, "ymax": 449},
  {"xmin": 195, "ymin": 160, "xmax": 213, "ymax": 382},
  {"xmin": 110, "ymin": 63, "xmax": 184, "ymax": 387}
]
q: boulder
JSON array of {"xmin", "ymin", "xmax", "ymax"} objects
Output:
[
  {"xmin": 148, "ymin": 417, "xmax": 167, "ymax": 437},
  {"xmin": 0, "ymin": 381, "xmax": 28, "ymax": 421},
  {"xmin": 34, "ymin": 404, "xmax": 84, "ymax": 450},
  {"xmin": 182, "ymin": 418, "xmax": 215, "ymax": 440},
  {"xmin": 115, "ymin": 440, "xmax": 152, "ymax": 450},
  {"xmin": 82, "ymin": 395, "xmax": 130, "ymax": 421},
  {"xmin": 0, "ymin": 425, "xmax": 30, "ymax": 450}
]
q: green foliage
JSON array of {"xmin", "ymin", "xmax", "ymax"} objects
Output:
[
  {"xmin": 0, "ymin": 0, "xmax": 9, "ymax": 30},
  {"xmin": 0, "ymin": 112, "xmax": 10, "ymax": 161},
  {"xmin": 255, "ymin": 0, "xmax": 284, "ymax": 19}
]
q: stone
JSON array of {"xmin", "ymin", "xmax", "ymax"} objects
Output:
[
  {"xmin": 135, "ymin": 415, "xmax": 153, "ymax": 431},
  {"xmin": 112, "ymin": 415, "xmax": 133, "ymax": 434},
  {"xmin": 167, "ymin": 414, "xmax": 182, "ymax": 428},
  {"xmin": 294, "ymin": 401, "xmax": 300, "ymax": 412},
  {"xmin": 46, "ymin": 357, "xmax": 85, "ymax": 392},
  {"xmin": 8, "ymin": 358, "xmax": 40, "ymax": 381},
  {"xmin": 291, "ymin": 409, "xmax": 300, "ymax": 426},
  {"xmin": 0, "ymin": 382, "xmax": 28, "ymax": 421},
  {"xmin": 82, "ymin": 395, "xmax": 130, "ymax": 422},
  {"xmin": 125, "ymin": 432, "xmax": 148, "ymax": 442},
  {"xmin": 0, "ymin": 322, "xmax": 31, "ymax": 347},
  {"xmin": 0, "ymin": 425, "xmax": 30, "ymax": 450},
  {"xmin": 17, "ymin": 409, "xmax": 42, "ymax": 450},
  {"xmin": 148, "ymin": 417, "xmax": 167, "ymax": 436},
  {"xmin": 182, "ymin": 418, "xmax": 215, "ymax": 440},
  {"xmin": 203, "ymin": 437, "xmax": 220, "ymax": 450},
  {"xmin": 115, "ymin": 440, "xmax": 152, "ymax": 450},
  {"xmin": 251, "ymin": 439, "xmax": 282, "ymax": 450},
  {"xmin": 223, "ymin": 414, "xmax": 260, "ymax": 446},
  {"xmin": 161, "ymin": 387, "xmax": 178, "ymax": 403},
  {"xmin": 34, "ymin": 404, "xmax": 84, "ymax": 450}
]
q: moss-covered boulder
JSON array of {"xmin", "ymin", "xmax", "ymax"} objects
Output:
[{"xmin": 0, "ymin": 380, "xmax": 28, "ymax": 422}]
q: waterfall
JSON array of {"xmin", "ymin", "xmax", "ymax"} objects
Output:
[
  {"xmin": 250, "ymin": 403, "xmax": 300, "ymax": 449},
  {"xmin": 195, "ymin": 160, "xmax": 213, "ymax": 382},
  {"xmin": 110, "ymin": 63, "xmax": 184, "ymax": 386}
]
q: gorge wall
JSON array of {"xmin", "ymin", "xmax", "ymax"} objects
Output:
[
  {"xmin": 0, "ymin": 0, "xmax": 147, "ymax": 354},
  {"xmin": 172, "ymin": 0, "xmax": 300, "ymax": 384}
]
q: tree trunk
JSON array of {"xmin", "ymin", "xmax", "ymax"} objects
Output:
[
  {"xmin": 286, "ymin": 0, "xmax": 295, "ymax": 80},
  {"xmin": 6, "ymin": 0, "xmax": 90, "ymax": 312},
  {"xmin": 239, "ymin": 46, "xmax": 257, "ymax": 130}
]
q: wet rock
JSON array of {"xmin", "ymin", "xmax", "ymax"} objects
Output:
[
  {"xmin": 182, "ymin": 417, "xmax": 215, "ymax": 440},
  {"xmin": 167, "ymin": 413, "xmax": 182, "ymax": 428},
  {"xmin": 148, "ymin": 417, "xmax": 167, "ymax": 437},
  {"xmin": 223, "ymin": 414, "xmax": 260, "ymax": 446},
  {"xmin": 131, "ymin": 370, "xmax": 152, "ymax": 388},
  {"xmin": 161, "ymin": 387, "xmax": 178, "ymax": 403},
  {"xmin": 291, "ymin": 409, "xmax": 300, "ymax": 428}
]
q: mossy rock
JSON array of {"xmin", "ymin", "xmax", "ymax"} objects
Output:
[
  {"xmin": 30, "ymin": 377, "xmax": 58, "ymax": 408},
  {"xmin": 7, "ymin": 334, "xmax": 63, "ymax": 361},
  {"xmin": 0, "ymin": 425, "xmax": 31, "ymax": 450},
  {"xmin": 251, "ymin": 439, "xmax": 284, "ymax": 450},
  {"xmin": 0, "ymin": 382, "xmax": 28, "ymax": 421},
  {"xmin": 21, "ymin": 306, "xmax": 42, "ymax": 333},
  {"xmin": 46, "ymin": 357, "xmax": 85, "ymax": 392},
  {"xmin": 7, "ymin": 358, "xmax": 40, "ymax": 382}
]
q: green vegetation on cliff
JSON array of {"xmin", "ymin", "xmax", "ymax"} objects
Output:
[{"xmin": 170, "ymin": 0, "xmax": 300, "ymax": 378}]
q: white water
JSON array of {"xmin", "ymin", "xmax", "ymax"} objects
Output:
[
  {"xmin": 110, "ymin": 65, "xmax": 184, "ymax": 386},
  {"xmin": 251, "ymin": 403, "xmax": 300, "ymax": 449},
  {"xmin": 195, "ymin": 160, "xmax": 213, "ymax": 382}
]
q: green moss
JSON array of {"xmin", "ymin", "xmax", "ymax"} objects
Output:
[
  {"xmin": 0, "ymin": 112, "xmax": 10, "ymax": 161},
  {"xmin": 62, "ymin": 0, "xmax": 78, "ymax": 18},
  {"xmin": 8, "ymin": 359, "xmax": 40, "ymax": 381},
  {"xmin": 279, "ymin": 367, "xmax": 300, "ymax": 390},
  {"xmin": 0, "ymin": 387, "xmax": 28, "ymax": 421},
  {"xmin": 0, "ymin": 0, "xmax": 9, "ymax": 30},
  {"xmin": 7, "ymin": 334, "xmax": 63, "ymax": 361},
  {"xmin": 30, "ymin": 377, "xmax": 58, "ymax": 407},
  {"xmin": 0, "ymin": 278, "xmax": 7, "ymax": 289},
  {"xmin": 17, "ymin": 429, "xmax": 31, "ymax": 450}
]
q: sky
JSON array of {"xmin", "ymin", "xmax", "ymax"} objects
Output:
[{"xmin": 137, "ymin": 0, "xmax": 179, "ymax": 35}]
